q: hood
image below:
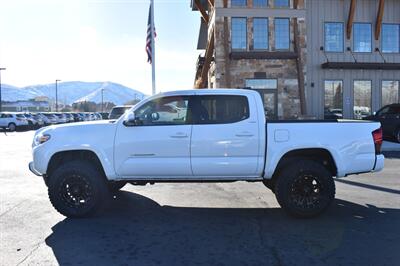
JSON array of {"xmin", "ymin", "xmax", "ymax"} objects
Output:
[{"xmin": 34, "ymin": 120, "xmax": 118, "ymax": 146}]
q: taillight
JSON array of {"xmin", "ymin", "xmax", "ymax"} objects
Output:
[{"xmin": 372, "ymin": 128, "xmax": 383, "ymax": 154}]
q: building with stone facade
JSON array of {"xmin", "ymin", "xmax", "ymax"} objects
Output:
[{"xmin": 191, "ymin": 0, "xmax": 400, "ymax": 120}]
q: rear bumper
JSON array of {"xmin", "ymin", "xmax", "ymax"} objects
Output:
[
  {"xmin": 29, "ymin": 161, "xmax": 42, "ymax": 176},
  {"xmin": 373, "ymin": 154, "xmax": 385, "ymax": 172}
]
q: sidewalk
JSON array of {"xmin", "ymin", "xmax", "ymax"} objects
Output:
[{"xmin": 382, "ymin": 141, "xmax": 400, "ymax": 152}]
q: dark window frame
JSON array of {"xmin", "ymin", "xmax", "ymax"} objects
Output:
[
  {"xmin": 353, "ymin": 80, "xmax": 373, "ymax": 119},
  {"xmin": 323, "ymin": 79, "xmax": 344, "ymax": 119},
  {"xmin": 274, "ymin": 0, "xmax": 289, "ymax": 8},
  {"xmin": 133, "ymin": 96, "xmax": 191, "ymax": 126},
  {"xmin": 353, "ymin": 22, "xmax": 372, "ymax": 53},
  {"xmin": 231, "ymin": 17, "xmax": 248, "ymax": 51},
  {"xmin": 381, "ymin": 80, "xmax": 400, "ymax": 107},
  {"xmin": 253, "ymin": 0, "xmax": 268, "ymax": 7},
  {"xmin": 274, "ymin": 18, "xmax": 290, "ymax": 51},
  {"xmin": 231, "ymin": 0, "xmax": 248, "ymax": 7},
  {"xmin": 381, "ymin": 23, "xmax": 400, "ymax": 54},
  {"xmin": 253, "ymin": 18, "xmax": 269, "ymax": 50},
  {"xmin": 190, "ymin": 95, "xmax": 250, "ymax": 125},
  {"xmin": 324, "ymin": 22, "xmax": 344, "ymax": 53}
]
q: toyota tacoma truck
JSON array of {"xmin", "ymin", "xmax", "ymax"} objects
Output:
[{"xmin": 29, "ymin": 89, "xmax": 384, "ymax": 218}]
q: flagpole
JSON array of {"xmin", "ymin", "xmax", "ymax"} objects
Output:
[{"xmin": 150, "ymin": 0, "xmax": 156, "ymax": 95}]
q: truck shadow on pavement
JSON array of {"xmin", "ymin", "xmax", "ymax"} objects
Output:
[{"xmin": 45, "ymin": 191, "xmax": 400, "ymax": 266}]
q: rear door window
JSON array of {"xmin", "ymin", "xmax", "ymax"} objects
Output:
[{"xmin": 191, "ymin": 95, "xmax": 249, "ymax": 124}]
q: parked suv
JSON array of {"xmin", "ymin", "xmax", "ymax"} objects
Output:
[
  {"xmin": 108, "ymin": 106, "xmax": 133, "ymax": 120},
  {"xmin": 364, "ymin": 103, "xmax": 400, "ymax": 143},
  {"xmin": 0, "ymin": 112, "xmax": 29, "ymax": 131}
]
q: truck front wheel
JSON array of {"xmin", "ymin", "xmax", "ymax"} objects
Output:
[
  {"xmin": 274, "ymin": 159, "xmax": 335, "ymax": 218},
  {"xmin": 48, "ymin": 161, "xmax": 109, "ymax": 218}
]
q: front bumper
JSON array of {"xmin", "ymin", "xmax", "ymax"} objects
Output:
[
  {"xmin": 373, "ymin": 154, "xmax": 385, "ymax": 172},
  {"xmin": 29, "ymin": 161, "xmax": 42, "ymax": 176}
]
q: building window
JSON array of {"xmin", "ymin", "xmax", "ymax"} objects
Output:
[
  {"xmin": 324, "ymin": 80, "xmax": 343, "ymax": 119},
  {"xmin": 274, "ymin": 18, "xmax": 290, "ymax": 50},
  {"xmin": 324, "ymin": 23, "xmax": 344, "ymax": 52},
  {"xmin": 381, "ymin": 24, "xmax": 400, "ymax": 53},
  {"xmin": 245, "ymin": 79, "xmax": 277, "ymax": 120},
  {"xmin": 253, "ymin": 0, "xmax": 267, "ymax": 7},
  {"xmin": 231, "ymin": 0, "xmax": 247, "ymax": 7},
  {"xmin": 231, "ymin": 18, "xmax": 247, "ymax": 50},
  {"xmin": 274, "ymin": 0, "xmax": 289, "ymax": 7},
  {"xmin": 382, "ymin": 81, "xmax": 400, "ymax": 106},
  {"xmin": 253, "ymin": 18, "xmax": 269, "ymax": 50},
  {"xmin": 354, "ymin": 80, "xmax": 372, "ymax": 119},
  {"xmin": 246, "ymin": 79, "xmax": 277, "ymax": 89},
  {"xmin": 353, "ymin": 23, "xmax": 372, "ymax": 52}
]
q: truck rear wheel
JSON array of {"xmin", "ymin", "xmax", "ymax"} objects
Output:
[
  {"xmin": 48, "ymin": 161, "xmax": 109, "ymax": 218},
  {"xmin": 274, "ymin": 159, "xmax": 335, "ymax": 218}
]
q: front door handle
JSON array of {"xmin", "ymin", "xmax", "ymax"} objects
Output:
[
  {"xmin": 170, "ymin": 132, "xmax": 188, "ymax": 138},
  {"xmin": 235, "ymin": 132, "xmax": 254, "ymax": 137}
]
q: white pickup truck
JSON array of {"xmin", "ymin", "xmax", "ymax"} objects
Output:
[{"xmin": 29, "ymin": 89, "xmax": 384, "ymax": 218}]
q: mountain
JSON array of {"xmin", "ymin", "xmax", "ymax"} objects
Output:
[{"xmin": 2, "ymin": 81, "xmax": 145, "ymax": 106}]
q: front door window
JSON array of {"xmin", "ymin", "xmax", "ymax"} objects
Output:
[
  {"xmin": 353, "ymin": 80, "xmax": 372, "ymax": 119},
  {"xmin": 324, "ymin": 80, "xmax": 343, "ymax": 119}
]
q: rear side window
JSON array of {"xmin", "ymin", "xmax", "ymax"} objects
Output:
[{"xmin": 191, "ymin": 95, "xmax": 249, "ymax": 124}]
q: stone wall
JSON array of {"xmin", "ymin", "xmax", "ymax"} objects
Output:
[{"xmin": 211, "ymin": 1, "xmax": 307, "ymax": 119}]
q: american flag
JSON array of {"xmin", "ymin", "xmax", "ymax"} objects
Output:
[{"xmin": 146, "ymin": 5, "xmax": 156, "ymax": 64}]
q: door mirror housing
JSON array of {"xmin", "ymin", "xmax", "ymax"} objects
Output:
[{"xmin": 123, "ymin": 112, "xmax": 141, "ymax": 126}]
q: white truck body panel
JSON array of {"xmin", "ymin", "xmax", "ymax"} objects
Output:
[{"xmin": 30, "ymin": 89, "xmax": 384, "ymax": 181}]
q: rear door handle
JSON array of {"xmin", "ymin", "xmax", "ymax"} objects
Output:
[
  {"xmin": 235, "ymin": 132, "xmax": 254, "ymax": 137},
  {"xmin": 170, "ymin": 132, "xmax": 188, "ymax": 138}
]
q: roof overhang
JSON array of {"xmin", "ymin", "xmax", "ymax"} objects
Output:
[{"xmin": 321, "ymin": 62, "xmax": 400, "ymax": 70}]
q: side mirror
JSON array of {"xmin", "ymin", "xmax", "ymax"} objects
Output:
[{"xmin": 123, "ymin": 112, "xmax": 141, "ymax": 126}]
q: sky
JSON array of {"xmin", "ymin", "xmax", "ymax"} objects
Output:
[{"xmin": 0, "ymin": 0, "xmax": 201, "ymax": 95}]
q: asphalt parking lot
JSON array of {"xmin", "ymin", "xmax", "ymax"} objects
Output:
[{"xmin": 1, "ymin": 131, "xmax": 399, "ymax": 266}]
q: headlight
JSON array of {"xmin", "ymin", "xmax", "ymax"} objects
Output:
[{"xmin": 33, "ymin": 134, "xmax": 51, "ymax": 146}]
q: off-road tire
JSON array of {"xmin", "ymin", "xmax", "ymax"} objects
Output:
[
  {"xmin": 274, "ymin": 159, "xmax": 335, "ymax": 218},
  {"xmin": 48, "ymin": 161, "xmax": 109, "ymax": 218}
]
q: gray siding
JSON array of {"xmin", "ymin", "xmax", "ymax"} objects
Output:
[{"xmin": 306, "ymin": 0, "xmax": 400, "ymax": 118}]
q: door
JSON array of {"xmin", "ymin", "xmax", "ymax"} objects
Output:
[
  {"xmin": 0, "ymin": 114, "xmax": 11, "ymax": 127},
  {"xmin": 190, "ymin": 94, "xmax": 260, "ymax": 177},
  {"xmin": 114, "ymin": 96, "xmax": 192, "ymax": 178},
  {"xmin": 376, "ymin": 105, "xmax": 400, "ymax": 137}
]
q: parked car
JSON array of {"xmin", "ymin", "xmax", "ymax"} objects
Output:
[
  {"xmin": 23, "ymin": 113, "xmax": 40, "ymax": 129},
  {"xmin": 364, "ymin": 103, "xmax": 400, "ymax": 143},
  {"xmin": 108, "ymin": 105, "xmax": 133, "ymax": 120},
  {"xmin": 30, "ymin": 89, "xmax": 384, "ymax": 218},
  {"xmin": 42, "ymin": 113, "xmax": 58, "ymax": 125},
  {"xmin": 37, "ymin": 113, "xmax": 51, "ymax": 126},
  {"xmin": 54, "ymin": 113, "xmax": 67, "ymax": 124},
  {"xmin": 32, "ymin": 114, "xmax": 45, "ymax": 127},
  {"xmin": 100, "ymin": 112, "xmax": 109, "ymax": 120},
  {"xmin": 72, "ymin": 113, "xmax": 83, "ymax": 122},
  {"xmin": 0, "ymin": 112, "xmax": 29, "ymax": 131}
]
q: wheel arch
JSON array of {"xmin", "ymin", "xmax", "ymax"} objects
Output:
[
  {"xmin": 47, "ymin": 150, "xmax": 106, "ymax": 179},
  {"xmin": 271, "ymin": 148, "xmax": 338, "ymax": 181}
]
